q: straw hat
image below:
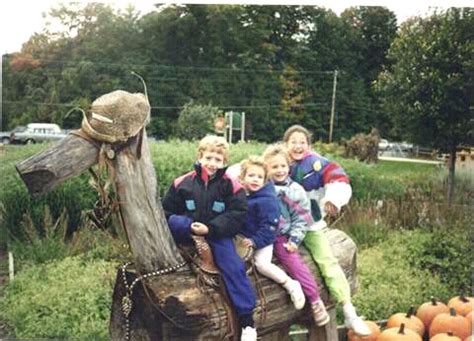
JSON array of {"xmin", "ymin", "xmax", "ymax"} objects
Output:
[{"xmin": 82, "ymin": 90, "xmax": 150, "ymax": 143}]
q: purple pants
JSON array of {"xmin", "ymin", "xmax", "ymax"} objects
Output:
[{"xmin": 274, "ymin": 235, "xmax": 320, "ymax": 304}]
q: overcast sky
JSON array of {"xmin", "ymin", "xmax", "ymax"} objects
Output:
[{"xmin": 0, "ymin": 0, "xmax": 472, "ymax": 54}]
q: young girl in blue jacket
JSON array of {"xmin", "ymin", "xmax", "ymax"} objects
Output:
[{"xmin": 238, "ymin": 156, "xmax": 305, "ymax": 311}]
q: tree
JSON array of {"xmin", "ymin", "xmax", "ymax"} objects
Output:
[
  {"xmin": 376, "ymin": 8, "xmax": 473, "ymax": 203},
  {"xmin": 176, "ymin": 101, "xmax": 221, "ymax": 140},
  {"xmin": 341, "ymin": 6, "xmax": 397, "ymax": 84}
]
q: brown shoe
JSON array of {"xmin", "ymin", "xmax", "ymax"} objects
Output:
[
  {"xmin": 191, "ymin": 235, "xmax": 219, "ymax": 274},
  {"xmin": 312, "ymin": 299, "xmax": 330, "ymax": 326}
]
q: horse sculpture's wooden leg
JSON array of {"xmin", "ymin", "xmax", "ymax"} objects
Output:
[{"xmin": 259, "ymin": 326, "xmax": 290, "ymax": 340}]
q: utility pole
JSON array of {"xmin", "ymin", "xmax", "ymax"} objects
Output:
[{"xmin": 328, "ymin": 70, "xmax": 338, "ymax": 143}]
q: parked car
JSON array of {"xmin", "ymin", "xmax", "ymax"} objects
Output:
[
  {"xmin": 378, "ymin": 139, "xmax": 390, "ymax": 150},
  {"xmin": 399, "ymin": 141, "xmax": 414, "ymax": 152},
  {"xmin": 10, "ymin": 123, "xmax": 68, "ymax": 144},
  {"xmin": 0, "ymin": 125, "xmax": 26, "ymax": 144}
]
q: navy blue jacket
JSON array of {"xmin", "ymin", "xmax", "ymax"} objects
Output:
[
  {"xmin": 241, "ymin": 182, "xmax": 281, "ymax": 249},
  {"xmin": 162, "ymin": 162, "xmax": 248, "ymax": 239}
]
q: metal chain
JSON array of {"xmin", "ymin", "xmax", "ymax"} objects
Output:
[{"xmin": 120, "ymin": 261, "xmax": 187, "ymax": 340}]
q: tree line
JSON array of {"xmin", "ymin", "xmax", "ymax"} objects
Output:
[
  {"xmin": 2, "ymin": 4, "xmax": 472, "ymax": 151},
  {"xmin": 2, "ymin": 4, "xmax": 397, "ymax": 142}
]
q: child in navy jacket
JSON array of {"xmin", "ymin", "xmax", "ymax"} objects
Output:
[
  {"xmin": 238, "ymin": 156, "xmax": 305, "ymax": 310},
  {"xmin": 162, "ymin": 135, "xmax": 257, "ymax": 341}
]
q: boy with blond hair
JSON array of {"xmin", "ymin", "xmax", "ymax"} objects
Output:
[{"xmin": 162, "ymin": 135, "xmax": 257, "ymax": 341}]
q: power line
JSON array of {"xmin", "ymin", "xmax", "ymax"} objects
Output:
[
  {"xmin": 3, "ymin": 100, "xmax": 330, "ymax": 111},
  {"xmin": 8, "ymin": 57, "xmax": 338, "ymax": 75}
]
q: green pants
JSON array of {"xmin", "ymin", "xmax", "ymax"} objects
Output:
[{"xmin": 303, "ymin": 229, "xmax": 351, "ymax": 303}]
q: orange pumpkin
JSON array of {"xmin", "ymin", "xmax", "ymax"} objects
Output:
[
  {"xmin": 376, "ymin": 324, "xmax": 422, "ymax": 341},
  {"xmin": 447, "ymin": 295, "xmax": 473, "ymax": 316},
  {"xmin": 387, "ymin": 306, "xmax": 425, "ymax": 337},
  {"xmin": 429, "ymin": 308, "xmax": 470, "ymax": 340},
  {"xmin": 417, "ymin": 297, "xmax": 449, "ymax": 329},
  {"xmin": 348, "ymin": 321, "xmax": 381, "ymax": 341},
  {"xmin": 430, "ymin": 332, "xmax": 461, "ymax": 341},
  {"xmin": 466, "ymin": 311, "xmax": 473, "ymax": 334}
]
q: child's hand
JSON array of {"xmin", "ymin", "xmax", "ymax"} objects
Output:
[
  {"xmin": 284, "ymin": 242, "xmax": 298, "ymax": 253},
  {"xmin": 241, "ymin": 238, "xmax": 254, "ymax": 248},
  {"xmin": 324, "ymin": 201, "xmax": 339, "ymax": 217},
  {"xmin": 191, "ymin": 222, "xmax": 209, "ymax": 235}
]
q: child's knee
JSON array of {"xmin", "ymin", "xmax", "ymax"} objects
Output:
[{"xmin": 254, "ymin": 258, "xmax": 271, "ymax": 272}]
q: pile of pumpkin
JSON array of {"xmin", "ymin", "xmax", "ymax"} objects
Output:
[{"xmin": 348, "ymin": 295, "xmax": 473, "ymax": 341}]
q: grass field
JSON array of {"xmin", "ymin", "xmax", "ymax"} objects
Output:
[{"xmin": 0, "ymin": 140, "xmax": 471, "ymax": 339}]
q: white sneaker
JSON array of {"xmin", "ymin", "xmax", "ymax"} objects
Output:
[
  {"xmin": 241, "ymin": 326, "xmax": 257, "ymax": 341},
  {"xmin": 312, "ymin": 299, "xmax": 330, "ymax": 326},
  {"xmin": 286, "ymin": 279, "xmax": 306, "ymax": 310},
  {"xmin": 345, "ymin": 316, "xmax": 371, "ymax": 336}
]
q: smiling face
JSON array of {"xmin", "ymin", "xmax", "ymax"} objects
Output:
[
  {"xmin": 266, "ymin": 154, "xmax": 290, "ymax": 183},
  {"xmin": 198, "ymin": 150, "xmax": 225, "ymax": 176},
  {"xmin": 286, "ymin": 131, "xmax": 310, "ymax": 162},
  {"xmin": 241, "ymin": 165, "xmax": 265, "ymax": 193}
]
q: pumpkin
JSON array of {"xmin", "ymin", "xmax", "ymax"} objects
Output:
[
  {"xmin": 465, "ymin": 311, "xmax": 472, "ymax": 332},
  {"xmin": 447, "ymin": 295, "xmax": 473, "ymax": 316},
  {"xmin": 348, "ymin": 321, "xmax": 381, "ymax": 341},
  {"xmin": 429, "ymin": 308, "xmax": 470, "ymax": 340},
  {"xmin": 430, "ymin": 332, "xmax": 461, "ymax": 341},
  {"xmin": 417, "ymin": 297, "xmax": 449, "ymax": 329},
  {"xmin": 376, "ymin": 324, "xmax": 422, "ymax": 341},
  {"xmin": 387, "ymin": 306, "xmax": 425, "ymax": 337}
]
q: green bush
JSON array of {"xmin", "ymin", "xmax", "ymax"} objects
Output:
[
  {"xmin": 406, "ymin": 225, "xmax": 473, "ymax": 292},
  {"xmin": 176, "ymin": 101, "xmax": 221, "ymax": 140},
  {"xmin": 353, "ymin": 230, "xmax": 451, "ymax": 321},
  {"xmin": 0, "ymin": 141, "xmax": 456, "ymax": 244},
  {"xmin": 0, "ymin": 256, "xmax": 118, "ymax": 340},
  {"xmin": 342, "ymin": 221, "xmax": 392, "ymax": 249},
  {"xmin": 313, "ymin": 140, "xmax": 345, "ymax": 157}
]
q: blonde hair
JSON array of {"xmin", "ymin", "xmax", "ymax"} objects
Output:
[
  {"xmin": 197, "ymin": 135, "xmax": 230, "ymax": 163},
  {"xmin": 262, "ymin": 143, "xmax": 291, "ymax": 165},
  {"xmin": 283, "ymin": 124, "xmax": 312, "ymax": 145},
  {"xmin": 239, "ymin": 155, "xmax": 267, "ymax": 180}
]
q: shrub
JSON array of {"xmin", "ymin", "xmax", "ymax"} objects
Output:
[
  {"xmin": 353, "ymin": 230, "xmax": 451, "ymax": 321},
  {"xmin": 342, "ymin": 128, "xmax": 380, "ymax": 163},
  {"xmin": 0, "ymin": 256, "xmax": 118, "ymax": 340},
  {"xmin": 406, "ymin": 225, "xmax": 472, "ymax": 292},
  {"xmin": 176, "ymin": 101, "xmax": 221, "ymax": 140},
  {"xmin": 313, "ymin": 140, "xmax": 345, "ymax": 157},
  {"xmin": 0, "ymin": 141, "xmax": 460, "ymax": 244}
]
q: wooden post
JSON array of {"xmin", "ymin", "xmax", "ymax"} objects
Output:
[
  {"xmin": 229, "ymin": 111, "xmax": 234, "ymax": 144},
  {"xmin": 241, "ymin": 112, "xmax": 245, "ymax": 142},
  {"xmin": 308, "ymin": 308, "xmax": 338, "ymax": 341},
  {"xmin": 329, "ymin": 70, "xmax": 338, "ymax": 144}
]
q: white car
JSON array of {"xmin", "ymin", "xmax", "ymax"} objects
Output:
[
  {"xmin": 378, "ymin": 139, "xmax": 390, "ymax": 150},
  {"xmin": 10, "ymin": 123, "xmax": 68, "ymax": 144}
]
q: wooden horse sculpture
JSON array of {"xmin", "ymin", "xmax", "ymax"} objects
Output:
[{"xmin": 16, "ymin": 90, "xmax": 358, "ymax": 340}]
